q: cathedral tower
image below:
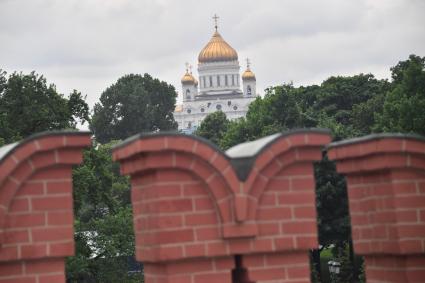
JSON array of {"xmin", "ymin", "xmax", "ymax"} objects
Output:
[
  {"xmin": 242, "ymin": 58, "xmax": 256, "ymax": 96},
  {"xmin": 181, "ymin": 64, "xmax": 197, "ymax": 102},
  {"xmin": 174, "ymin": 15, "xmax": 258, "ymax": 132}
]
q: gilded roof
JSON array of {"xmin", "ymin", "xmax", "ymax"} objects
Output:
[
  {"xmin": 181, "ymin": 71, "xmax": 195, "ymax": 84},
  {"xmin": 242, "ymin": 68, "xmax": 256, "ymax": 80},
  {"xmin": 198, "ymin": 31, "xmax": 238, "ymax": 63}
]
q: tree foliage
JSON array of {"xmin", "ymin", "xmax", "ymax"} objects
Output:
[
  {"xmin": 218, "ymin": 74, "xmax": 388, "ymax": 147},
  {"xmin": 91, "ymin": 74, "xmax": 177, "ymax": 144},
  {"xmin": 374, "ymin": 55, "xmax": 425, "ymax": 134},
  {"xmin": 220, "ymin": 84, "xmax": 303, "ymax": 149},
  {"xmin": 194, "ymin": 111, "xmax": 229, "ymax": 145},
  {"xmin": 313, "ymin": 74, "xmax": 389, "ymax": 140},
  {"xmin": 67, "ymin": 141, "xmax": 140, "ymax": 282},
  {"xmin": 314, "ymin": 157, "xmax": 350, "ymax": 246},
  {"xmin": 0, "ymin": 70, "xmax": 89, "ymax": 144}
]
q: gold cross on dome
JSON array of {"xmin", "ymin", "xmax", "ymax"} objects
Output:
[
  {"xmin": 246, "ymin": 58, "xmax": 251, "ymax": 69},
  {"xmin": 189, "ymin": 64, "xmax": 193, "ymax": 74},
  {"xmin": 213, "ymin": 14, "xmax": 219, "ymax": 31},
  {"xmin": 185, "ymin": 62, "xmax": 189, "ymax": 72}
]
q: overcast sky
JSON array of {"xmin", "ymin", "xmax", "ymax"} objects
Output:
[{"xmin": 1, "ymin": 0, "xmax": 424, "ymax": 107}]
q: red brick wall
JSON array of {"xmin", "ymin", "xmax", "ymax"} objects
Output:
[
  {"xmin": 328, "ymin": 135, "xmax": 425, "ymax": 283},
  {"xmin": 3, "ymin": 130, "xmax": 423, "ymax": 282},
  {"xmin": 113, "ymin": 130, "xmax": 330, "ymax": 283},
  {"xmin": 0, "ymin": 132, "xmax": 91, "ymax": 283}
]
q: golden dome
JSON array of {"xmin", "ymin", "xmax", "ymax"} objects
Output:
[
  {"xmin": 198, "ymin": 31, "xmax": 238, "ymax": 63},
  {"xmin": 181, "ymin": 71, "xmax": 195, "ymax": 84},
  {"xmin": 242, "ymin": 68, "xmax": 256, "ymax": 80}
]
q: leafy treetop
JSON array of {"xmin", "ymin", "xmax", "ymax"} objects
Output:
[
  {"xmin": 0, "ymin": 70, "xmax": 89, "ymax": 144},
  {"xmin": 90, "ymin": 73, "xmax": 177, "ymax": 144}
]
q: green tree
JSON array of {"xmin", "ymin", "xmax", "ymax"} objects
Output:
[
  {"xmin": 67, "ymin": 141, "xmax": 140, "ymax": 282},
  {"xmin": 91, "ymin": 74, "xmax": 177, "ymax": 144},
  {"xmin": 0, "ymin": 70, "xmax": 6, "ymax": 146},
  {"xmin": 68, "ymin": 90, "xmax": 90, "ymax": 128},
  {"xmin": 194, "ymin": 111, "xmax": 229, "ymax": 146},
  {"xmin": 350, "ymin": 91, "xmax": 386, "ymax": 136},
  {"xmin": 374, "ymin": 54, "xmax": 425, "ymax": 135},
  {"xmin": 291, "ymin": 85, "xmax": 322, "ymax": 128},
  {"xmin": 220, "ymin": 118, "xmax": 253, "ymax": 149},
  {"xmin": 220, "ymin": 84, "xmax": 302, "ymax": 149},
  {"xmin": 313, "ymin": 74, "xmax": 389, "ymax": 140},
  {"xmin": 243, "ymin": 84, "xmax": 303, "ymax": 137},
  {"xmin": 316, "ymin": 74, "xmax": 381, "ymax": 117},
  {"xmin": 0, "ymin": 69, "xmax": 6, "ymax": 93},
  {"xmin": 315, "ymin": 157, "xmax": 351, "ymax": 248},
  {"xmin": 0, "ymin": 70, "xmax": 89, "ymax": 143}
]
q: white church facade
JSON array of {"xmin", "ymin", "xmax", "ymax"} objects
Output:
[{"xmin": 174, "ymin": 17, "xmax": 258, "ymax": 133}]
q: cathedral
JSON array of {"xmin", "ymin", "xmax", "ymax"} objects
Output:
[{"xmin": 174, "ymin": 16, "xmax": 258, "ymax": 133}]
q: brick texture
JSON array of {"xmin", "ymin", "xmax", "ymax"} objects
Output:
[
  {"xmin": 114, "ymin": 130, "xmax": 330, "ymax": 283},
  {"xmin": 328, "ymin": 135, "xmax": 425, "ymax": 283},
  {"xmin": 0, "ymin": 132, "xmax": 91, "ymax": 283}
]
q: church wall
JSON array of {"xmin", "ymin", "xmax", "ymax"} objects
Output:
[
  {"xmin": 182, "ymin": 83, "xmax": 198, "ymax": 102},
  {"xmin": 198, "ymin": 61, "xmax": 241, "ymax": 93},
  {"xmin": 174, "ymin": 96, "xmax": 256, "ymax": 130},
  {"xmin": 243, "ymin": 79, "xmax": 256, "ymax": 97},
  {"xmin": 176, "ymin": 59, "xmax": 257, "ymax": 131}
]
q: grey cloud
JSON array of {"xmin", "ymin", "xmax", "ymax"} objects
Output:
[{"xmin": 0, "ymin": 0, "xmax": 424, "ymax": 108}]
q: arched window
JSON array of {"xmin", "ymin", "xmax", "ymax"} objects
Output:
[
  {"xmin": 186, "ymin": 89, "xmax": 191, "ymax": 99},
  {"xmin": 209, "ymin": 76, "xmax": 213, "ymax": 87},
  {"xmin": 247, "ymin": 85, "xmax": 252, "ymax": 95},
  {"xmin": 231, "ymin": 75, "xmax": 235, "ymax": 86},
  {"xmin": 217, "ymin": 75, "xmax": 221, "ymax": 86},
  {"xmin": 216, "ymin": 104, "xmax": 222, "ymax": 110},
  {"xmin": 202, "ymin": 77, "xmax": 206, "ymax": 88},
  {"xmin": 225, "ymin": 75, "xmax": 228, "ymax": 86}
]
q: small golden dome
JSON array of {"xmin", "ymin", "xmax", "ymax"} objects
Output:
[
  {"xmin": 181, "ymin": 71, "xmax": 195, "ymax": 84},
  {"xmin": 242, "ymin": 68, "xmax": 256, "ymax": 80},
  {"xmin": 198, "ymin": 31, "xmax": 238, "ymax": 63}
]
